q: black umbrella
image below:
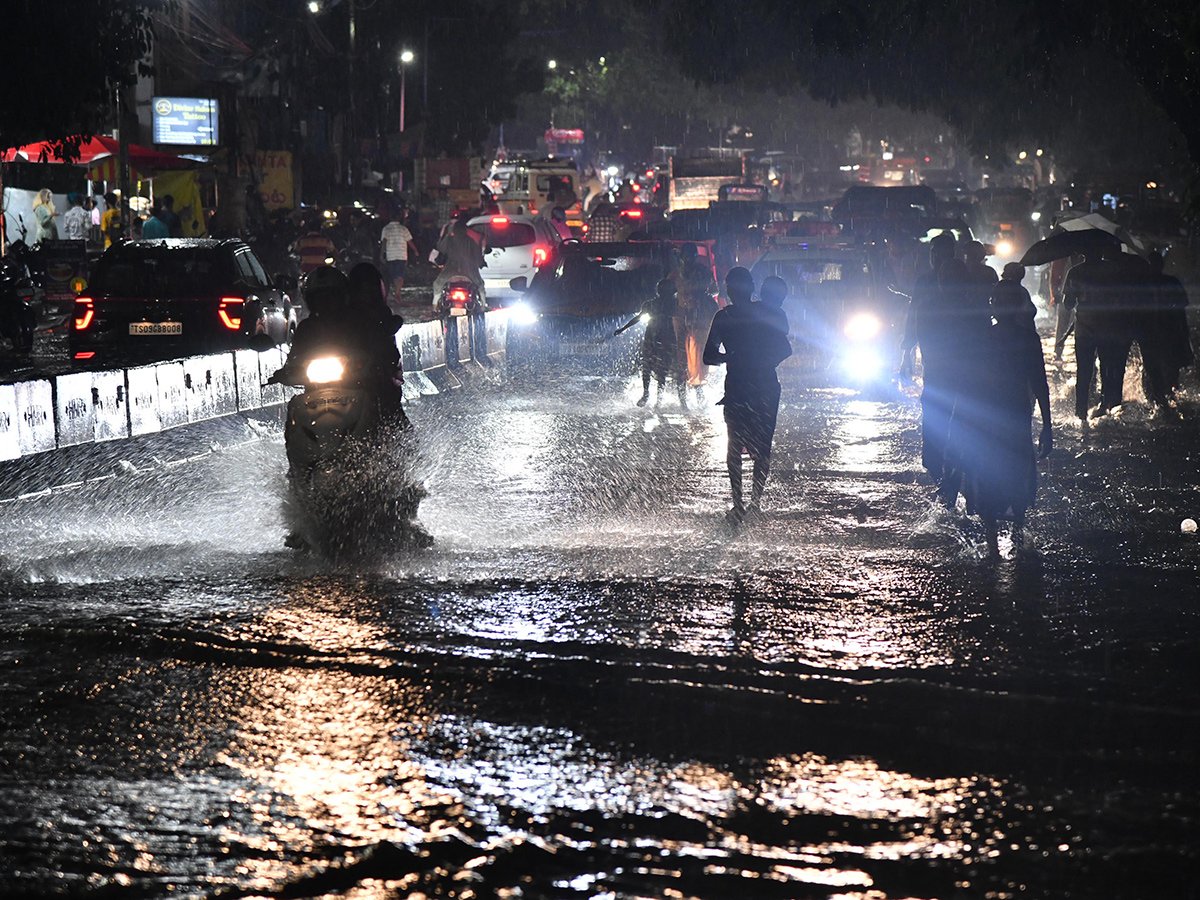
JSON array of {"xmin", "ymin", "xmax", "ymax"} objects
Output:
[{"xmin": 1019, "ymin": 228, "xmax": 1119, "ymax": 267}]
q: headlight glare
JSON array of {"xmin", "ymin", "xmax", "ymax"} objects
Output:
[{"xmin": 306, "ymin": 357, "xmax": 345, "ymax": 383}]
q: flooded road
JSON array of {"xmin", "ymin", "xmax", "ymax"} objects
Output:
[{"xmin": 2, "ymin": 330, "xmax": 1198, "ymax": 898}]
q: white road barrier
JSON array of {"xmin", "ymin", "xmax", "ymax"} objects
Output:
[{"xmin": 1, "ymin": 311, "xmax": 505, "ymax": 461}]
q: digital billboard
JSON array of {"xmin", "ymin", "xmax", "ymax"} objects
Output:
[{"xmin": 152, "ymin": 97, "xmax": 219, "ymax": 146}]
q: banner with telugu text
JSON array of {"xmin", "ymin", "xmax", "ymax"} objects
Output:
[{"xmin": 254, "ymin": 151, "xmax": 294, "ymax": 210}]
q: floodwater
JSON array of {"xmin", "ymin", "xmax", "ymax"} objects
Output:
[{"xmin": 1, "ymin": 323, "xmax": 1198, "ymax": 899}]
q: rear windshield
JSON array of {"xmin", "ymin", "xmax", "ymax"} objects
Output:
[
  {"xmin": 91, "ymin": 248, "xmax": 231, "ymax": 298},
  {"xmin": 470, "ymin": 221, "xmax": 537, "ymax": 249}
]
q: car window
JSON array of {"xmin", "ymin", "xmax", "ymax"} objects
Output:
[
  {"xmin": 242, "ymin": 249, "xmax": 271, "ymax": 287},
  {"xmin": 233, "ymin": 250, "xmax": 265, "ymax": 287},
  {"xmin": 91, "ymin": 248, "xmax": 230, "ymax": 298},
  {"xmin": 470, "ymin": 221, "xmax": 537, "ymax": 249}
]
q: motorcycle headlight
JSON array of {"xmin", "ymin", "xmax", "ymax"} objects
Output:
[
  {"xmin": 843, "ymin": 312, "xmax": 882, "ymax": 342},
  {"xmin": 509, "ymin": 302, "xmax": 539, "ymax": 326},
  {"xmin": 305, "ymin": 356, "xmax": 345, "ymax": 383}
]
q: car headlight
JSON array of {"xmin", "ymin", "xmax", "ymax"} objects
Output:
[
  {"xmin": 640, "ymin": 313, "xmax": 650, "ymax": 324},
  {"xmin": 995, "ymin": 239, "xmax": 1014, "ymax": 257},
  {"xmin": 305, "ymin": 356, "xmax": 345, "ymax": 383},
  {"xmin": 509, "ymin": 302, "xmax": 539, "ymax": 326},
  {"xmin": 843, "ymin": 312, "xmax": 882, "ymax": 342},
  {"xmin": 842, "ymin": 345, "xmax": 884, "ymax": 378}
]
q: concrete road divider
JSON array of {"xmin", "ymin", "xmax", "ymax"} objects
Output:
[
  {"xmin": 93, "ymin": 369, "xmax": 129, "ymax": 442},
  {"xmin": 15, "ymin": 380, "xmax": 55, "ymax": 456},
  {"xmin": 126, "ymin": 365, "xmax": 163, "ymax": 437},
  {"xmin": 234, "ymin": 349, "xmax": 263, "ymax": 412},
  {"xmin": 155, "ymin": 361, "xmax": 189, "ymax": 430},
  {"xmin": 1, "ymin": 310, "xmax": 507, "ymax": 461},
  {"xmin": 0, "ymin": 384, "xmax": 20, "ymax": 461}
]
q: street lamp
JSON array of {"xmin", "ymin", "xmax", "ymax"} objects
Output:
[
  {"xmin": 399, "ymin": 50, "xmax": 414, "ymax": 134},
  {"xmin": 548, "ymin": 59, "xmax": 557, "ymax": 70}
]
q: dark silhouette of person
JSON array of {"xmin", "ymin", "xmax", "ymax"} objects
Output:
[
  {"xmin": 1065, "ymin": 245, "xmax": 1132, "ymax": 420},
  {"xmin": 615, "ymin": 278, "xmax": 686, "ymax": 407},
  {"xmin": 904, "ymin": 233, "xmax": 957, "ymax": 488},
  {"xmin": 949, "ymin": 261, "xmax": 1052, "ymax": 555},
  {"xmin": 900, "ymin": 232, "xmax": 955, "ymax": 377},
  {"xmin": 758, "ymin": 274, "xmax": 791, "ymax": 336},
  {"xmin": 1147, "ymin": 251, "xmax": 1194, "ymax": 398},
  {"xmin": 964, "ymin": 239, "xmax": 999, "ymax": 286},
  {"xmin": 703, "ymin": 267, "xmax": 792, "ymax": 524}
]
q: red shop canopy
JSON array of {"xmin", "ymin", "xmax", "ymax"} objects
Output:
[{"xmin": 2, "ymin": 135, "xmax": 192, "ymax": 171}]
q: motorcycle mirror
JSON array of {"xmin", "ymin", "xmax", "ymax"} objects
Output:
[
  {"xmin": 247, "ymin": 334, "xmax": 275, "ymax": 352},
  {"xmin": 390, "ymin": 314, "xmax": 404, "ymax": 333},
  {"xmin": 508, "ymin": 276, "xmax": 529, "ymax": 293}
]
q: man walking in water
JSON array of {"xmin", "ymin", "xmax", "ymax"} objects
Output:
[{"xmin": 703, "ymin": 267, "xmax": 792, "ymax": 525}]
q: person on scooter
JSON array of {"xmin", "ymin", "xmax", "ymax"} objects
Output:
[{"xmin": 432, "ymin": 218, "xmax": 488, "ymax": 366}]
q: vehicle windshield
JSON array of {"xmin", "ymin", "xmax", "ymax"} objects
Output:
[
  {"xmin": 980, "ymin": 191, "xmax": 1033, "ymax": 220},
  {"xmin": 755, "ymin": 256, "xmax": 871, "ymax": 301},
  {"xmin": 91, "ymin": 248, "xmax": 231, "ymax": 298},
  {"xmin": 471, "ymin": 221, "xmax": 537, "ymax": 249},
  {"xmin": 536, "ymin": 174, "xmax": 575, "ymax": 198}
]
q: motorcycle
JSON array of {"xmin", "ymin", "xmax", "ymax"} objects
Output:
[
  {"xmin": 268, "ymin": 330, "xmax": 432, "ymax": 556},
  {"xmin": 436, "ymin": 276, "xmax": 489, "ymax": 365},
  {"xmin": 0, "ymin": 252, "xmax": 44, "ymax": 356}
]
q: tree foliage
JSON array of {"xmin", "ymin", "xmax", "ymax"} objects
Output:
[
  {"xmin": 660, "ymin": 0, "xmax": 1200, "ymax": 173},
  {"xmin": 1, "ymin": 1, "xmax": 164, "ymax": 159}
]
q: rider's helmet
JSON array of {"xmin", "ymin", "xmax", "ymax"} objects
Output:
[{"xmin": 303, "ymin": 265, "xmax": 349, "ymax": 316}]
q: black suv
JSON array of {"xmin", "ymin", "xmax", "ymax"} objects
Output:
[{"xmin": 70, "ymin": 238, "xmax": 297, "ymax": 363}]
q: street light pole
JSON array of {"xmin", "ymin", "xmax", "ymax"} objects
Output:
[{"xmin": 399, "ymin": 50, "xmax": 414, "ymax": 134}]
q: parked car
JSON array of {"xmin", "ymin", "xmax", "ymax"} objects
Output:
[
  {"xmin": 467, "ymin": 213, "xmax": 566, "ymax": 306},
  {"xmin": 70, "ymin": 238, "xmax": 297, "ymax": 363}
]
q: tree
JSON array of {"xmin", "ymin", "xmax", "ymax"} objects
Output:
[
  {"xmin": 1, "ymin": 1, "xmax": 162, "ymax": 159},
  {"xmin": 660, "ymin": 0, "xmax": 1200, "ymax": 176}
]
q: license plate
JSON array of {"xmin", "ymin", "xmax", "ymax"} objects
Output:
[
  {"xmin": 561, "ymin": 342, "xmax": 602, "ymax": 356},
  {"xmin": 130, "ymin": 321, "xmax": 182, "ymax": 335},
  {"xmin": 450, "ymin": 308, "xmax": 467, "ymax": 317}
]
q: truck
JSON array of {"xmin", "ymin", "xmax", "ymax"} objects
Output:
[
  {"xmin": 662, "ymin": 156, "xmax": 746, "ymax": 212},
  {"xmin": 414, "ymin": 157, "xmax": 486, "ymax": 222}
]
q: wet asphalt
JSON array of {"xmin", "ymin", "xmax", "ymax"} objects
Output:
[{"xmin": 0, "ymin": 313, "xmax": 1198, "ymax": 899}]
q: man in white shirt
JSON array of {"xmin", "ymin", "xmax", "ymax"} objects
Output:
[
  {"xmin": 379, "ymin": 208, "xmax": 417, "ymax": 301},
  {"xmin": 61, "ymin": 194, "xmax": 90, "ymax": 241}
]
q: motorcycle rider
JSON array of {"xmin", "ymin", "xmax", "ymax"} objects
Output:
[
  {"xmin": 432, "ymin": 218, "xmax": 488, "ymax": 366},
  {"xmin": 290, "ymin": 215, "xmax": 338, "ymax": 276},
  {"xmin": 282, "ymin": 266, "xmax": 404, "ymax": 422}
]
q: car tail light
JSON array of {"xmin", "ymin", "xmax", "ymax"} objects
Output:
[
  {"xmin": 491, "ymin": 216, "xmax": 509, "ymax": 226},
  {"xmin": 581, "ymin": 223, "xmax": 589, "ymax": 233},
  {"xmin": 533, "ymin": 245, "xmax": 550, "ymax": 267},
  {"xmin": 449, "ymin": 287, "xmax": 470, "ymax": 303},
  {"xmin": 74, "ymin": 351, "xmax": 96, "ymax": 360},
  {"xmin": 622, "ymin": 209, "xmax": 643, "ymax": 218},
  {"xmin": 219, "ymin": 297, "xmax": 244, "ymax": 330},
  {"xmin": 73, "ymin": 297, "xmax": 94, "ymax": 331},
  {"xmin": 631, "ymin": 183, "xmax": 641, "ymax": 192}
]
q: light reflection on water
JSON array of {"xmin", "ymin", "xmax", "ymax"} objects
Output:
[{"xmin": 0, "ymin": 371, "xmax": 1197, "ymax": 897}]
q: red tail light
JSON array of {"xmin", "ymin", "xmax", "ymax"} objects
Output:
[
  {"xmin": 73, "ymin": 297, "xmax": 94, "ymax": 331},
  {"xmin": 622, "ymin": 209, "xmax": 643, "ymax": 218},
  {"xmin": 631, "ymin": 183, "xmax": 641, "ymax": 192},
  {"xmin": 491, "ymin": 216, "xmax": 509, "ymax": 226},
  {"xmin": 449, "ymin": 287, "xmax": 470, "ymax": 303},
  {"xmin": 533, "ymin": 245, "xmax": 550, "ymax": 266},
  {"xmin": 218, "ymin": 297, "xmax": 244, "ymax": 330},
  {"xmin": 74, "ymin": 351, "xmax": 96, "ymax": 360},
  {"xmin": 581, "ymin": 223, "xmax": 589, "ymax": 233}
]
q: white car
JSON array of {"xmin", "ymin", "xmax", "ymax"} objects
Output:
[{"xmin": 468, "ymin": 213, "xmax": 567, "ymax": 305}]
